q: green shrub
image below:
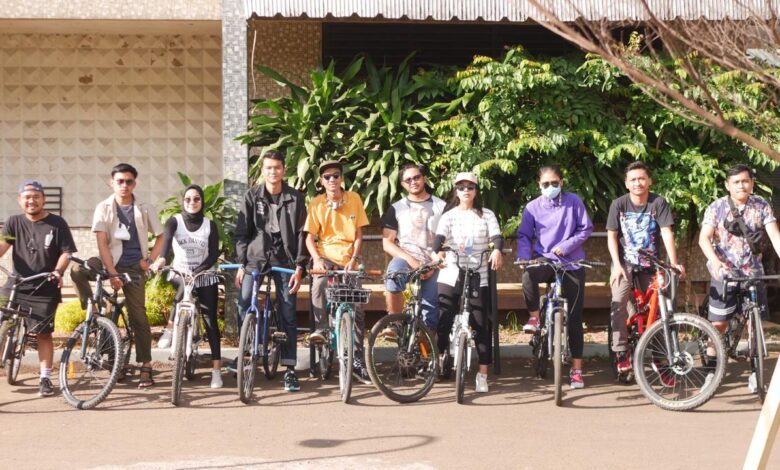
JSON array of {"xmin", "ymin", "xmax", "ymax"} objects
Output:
[
  {"xmin": 55, "ymin": 300, "xmax": 85, "ymax": 332},
  {"xmin": 145, "ymin": 275, "xmax": 176, "ymax": 326}
]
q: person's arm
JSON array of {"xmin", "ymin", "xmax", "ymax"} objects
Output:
[
  {"xmin": 660, "ymin": 226, "xmax": 685, "ymax": 277},
  {"xmin": 346, "ymin": 226, "xmax": 364, "ymax": 271},
  {"xmin": 382, "ymin": 228, "xmax": 420, "ymax": 268},
  {"xmin": 306, "ymin": 232, "xmax": 326, "ymax": 272},
  {"xmin": 515, "ymin": 207, "xmax": 534, "ymax": 260},
  {"xmin": 52, "ymin": 252, "xmax": 72, "ymax": 288},
  {"xmin": 607, "ymin": 229, "xmax": 626, "ymax": 286},
  {"xmin": 0, "ymin": 240, "xmax": 10, "ymax": 259},
  {"xmin": 555, "ymin": 197, "xmax": 594, "ymax": 256},
  {"xmin": 294, "ymin": 194, "xmax": 310, "ymax": 269},
  {"xmin": 698, "ymin": 223, "xmax": 725, "ymax": 278},
  {"xmin": 765, "ymin": 221, "xmax": 780, "ymax": 261},
  {"xmin": 152, "ymin": 217, "xmax": 177, "ymax": 271},
  {"xmin": 234, "ymin": 191, "xmax": 253, "ymax": 267}
]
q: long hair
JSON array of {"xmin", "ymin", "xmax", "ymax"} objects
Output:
[{"xmin": 443, "ymin": 187, "xmax": 484, "ymax": 217}]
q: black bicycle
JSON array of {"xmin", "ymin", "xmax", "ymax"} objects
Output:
[
  {"xmin": 366, "ymin": 260, "xmax": 440, "ymax": 403},
  {"xmin": 59, "ymin": 256, "xmax": 128, "ymax": 409},
  {"xmin": 0, "ymin": 266, "xmax": 55, "ymax": 385}
]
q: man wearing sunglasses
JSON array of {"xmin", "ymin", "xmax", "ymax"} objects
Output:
[
  {"xmin": 233, "ymin": 150, "xmax": 309, "ymax": 392},
  {"xmin": 304, "ymin": 160, "xmax": 371, "ymax": 383},
  {"xmin": 71, "ymin": 163, "xmax": 164, "ymax": 388},
  {"xmin": 380, "ymin": 163, "xmax": 445, "ymax": 332}
]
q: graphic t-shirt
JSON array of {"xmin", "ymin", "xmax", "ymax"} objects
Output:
[
  {"xmin": 606, "ymin": 193, "xmax": 674, "ymax": 267},
  {"xmin": 381, "ymin": 196, "xmax": 445, "ymax": 263}
]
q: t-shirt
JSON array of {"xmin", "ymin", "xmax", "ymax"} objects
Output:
[
  {"xmin": 2, "ymin": 213, "xmax": 77, "ymax": 299},
  {"xmin": 435, "ymin": 207, "xmax": 501, "ymax": 287},
  {"xmin": 304, "ymin": 191, "xmax": 369, "ymax": 266},
  {"xmin": 606, "ymin": 193, "xmax": 674, "ymax": 268},
  {"xmin": 702, "ymin": 195, "xmax": 776, "ymax": 277},
  {"xmin": 265, "ymin": 191, "xmax": 288, "ymax": 267},
  {"xmin": 116, "ymin": 202, "xmax": 143, "ymax": 267},
  {"xmin": 381, "ymin": 196, "xmax": 445, "ymax": 263}
]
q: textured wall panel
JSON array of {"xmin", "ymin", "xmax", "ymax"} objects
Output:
[{"xmin": 1, "ymin": 0, "xmax": 220, "ymax": 20}]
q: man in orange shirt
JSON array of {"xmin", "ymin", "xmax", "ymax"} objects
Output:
[{"xmin": 305, "ymin": 160, "xmax": 370, "ymax": 382}]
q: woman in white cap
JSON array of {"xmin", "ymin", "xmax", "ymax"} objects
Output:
[{"xmin": 432, "ymin": 172, "xmax": 503, "ymax": 393}]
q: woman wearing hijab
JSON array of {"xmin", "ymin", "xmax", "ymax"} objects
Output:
[{"xmin": 152, "ymin": 184, "xmax": 223, "ymax": 388}]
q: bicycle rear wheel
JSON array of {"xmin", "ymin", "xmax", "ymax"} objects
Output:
[
  {"xmin": 751, "ymin": 308, "xmax": 769, "ymax": 403},
  {"xmin": 337, "ymin": 310, "xmax": 354, "ymax": 404},
  {"xmin": 634, "ymin": 313, "xmax": 725, "ymax": 411},
  {"xmin": 59, "ymin": 316, "xmax": 123, "ymax": 410},
  {"xmin": 110, "ymin": 308, "xmax": 133, "ymax": 382},
  {"xmin": 367, "ymin": 313, "xmax": 438, "ymax": 403},
  {"xmin": 454, "ymin": 330, "xmax": 469, "ymax": 404},
  {"xmin": 237, "ymin": 314, "xmax": 258, "ymax": 404},
  {"xmin": 552, "ymin": 309, "xmax": 563, "ymax": 407},
  {"xmin": 171, "ymin": 311, "xmax": 188, "ymax": 406},
  {"xmin": 262, "ymin": 308, "xmax": 282, "ymax": 379}
]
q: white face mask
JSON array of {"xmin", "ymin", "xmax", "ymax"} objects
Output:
[
  {"xmin": 114, "ymin": 223, "xmax": 131, "ymax": 241},
  {"xmin": 541, "ymin": 185, "xmax": 561, "ymax": 199}
]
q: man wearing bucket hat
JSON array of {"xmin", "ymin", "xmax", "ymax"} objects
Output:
[
  {"xmin": 304, "ymin": 160, "xmax": 372, "ymax": 383},
  {"xmin": 0, "ymin": 180, "xmax": 77, "ymax": 397}
]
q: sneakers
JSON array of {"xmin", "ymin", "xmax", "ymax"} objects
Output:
[
  {"xmin": 523, "ymin": 316, "xmax": 540, "ymax": 333},
  {"xmin": 309, "ymin": 329, "xmax": 327, "ymax": 344},
  {"xmin": 210, "ymin": 369, "xmax": 223, "ymax": 389},
  {"xmin": 284, "ymin": 370, "xmax": 300, "ymax": 392},
  {"xmin": 748, "ymin": 372, "xmax": 758, "ymax": 394},
  {"xmin": 352, "ymin": 358, "xmax": 372, "ymax": 385},
  {"xmin": 39, "ymin": 377, "xmax": 54, "ymax": 397},
  {"xmin": 570, "ymin": 368, "xmax": 584, "ymax": 389},
  {"xmin": 475, "ymin": 373, "xmax": 489, "ymax": 393},
  {"xmin": 157, "ymin": 328, "xmax": 173, "ymax": 349},
  {"xmin": 616, "ymin": 351, "xmax": 632, "ymax": 373},
  {"xmin": 379, "ymin": 325, "xmax": 399, "ymax": 341}
]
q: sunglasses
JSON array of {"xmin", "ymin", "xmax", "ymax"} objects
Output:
[
  {"xmin": 183, "ymin": 197, "xmax": 202, "ymax": 203},
  {"xmin": 114, "ymin": 178, "xmax": 135, "ymax": 186},
  {"xmin": 321, "ymin": 172, "xmax": 341, "ymax": 181},
  {"xmin": 402, "ymin": 174, "xmax": 423, "ymax": 185},
  {"xmin": 540, "ymin": 181, "xmax": 561, "ymax": 188},
  {"xmin": 456, "ymin": 183, "xmax": 477, "ymax": 191}
]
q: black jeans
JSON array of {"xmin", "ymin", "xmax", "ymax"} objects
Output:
[{"xmin": 437, "ymin": 282, "xmax": 492, "ymax": 366}]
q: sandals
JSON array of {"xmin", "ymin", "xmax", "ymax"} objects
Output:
[{"xmin": 138, "ymin": 366, "xmax": 155, "ymax": 388}]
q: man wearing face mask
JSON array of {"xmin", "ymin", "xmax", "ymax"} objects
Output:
[{"xmin": 516, "ymin": 165, "xmax": 593, "ymax": 388}]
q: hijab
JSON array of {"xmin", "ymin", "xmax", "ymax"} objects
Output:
[{"xmin": 181, "ymin": 184, "xmax": 205, "ymax": 229}]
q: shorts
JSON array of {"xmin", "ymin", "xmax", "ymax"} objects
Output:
[
  {"xmin": 707, "ymin": 277, "xmax": 768, "ymax": 322},
  {"xmin": 6, "ymin": 294, "xmax": 58, "ymax": 334}
]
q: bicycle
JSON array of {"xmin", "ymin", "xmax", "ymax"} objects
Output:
[
  {"xmin": 719, "ymin": 273, "xmax": 780, "ymax": 403},
  {"xmin": 159, "ymin": 267, "xmax": 222, "ymax": 406},
  {"xmin": 620, "ymin": 249, "xmax": 726, "ymax": 411},
  {"xmin": 0, "ymin": 266, "xmax": 55, "ymax": 385},
  {"xmin": 515, "ymin": 258, "xmax": 604, "ymax": 406},
  {"xmin": 221, "ymin": 264, "xmax": 295, "ymax": 404},
  {"xmin": 438, "ymin": 245, "xmax": 493, "ymax": 404},
  {"xmin": 309, "ymin": 267, "xmax": 379, "ymax": 404},
  {"xmin": 366, "ymin": 260, "xmax": 440, "ymax": 403},
  {"xmin": 59, "ymin": 256, "xmax": 127, "ymax": 409}
]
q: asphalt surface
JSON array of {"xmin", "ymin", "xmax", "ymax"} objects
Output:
[{"xmin": 1, "ymin": 355, "xmax": 778, "ymax": 469}]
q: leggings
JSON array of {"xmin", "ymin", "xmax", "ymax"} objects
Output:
[
  {"xmin": 522, "ymin": 264, "xmax": 585, "ymax": 359},
  {"xmin": 170, "ymin": 277, "xmax": 221, "ymax": 362},
  {"xmin": 437, "ymin": 283, "xmax": 492, "ymax": 366}
]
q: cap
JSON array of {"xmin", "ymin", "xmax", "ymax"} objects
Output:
[
  {"xmin": 453, "ymin": 172, "xmax": 478, "ymax": 185},
  {"xmin": 318, "ymin": 160, "xmax": 343, "ymax": 175},
  {"xmin": 18, "ymin": 180, "xmax": 44, "ymax": 195}
]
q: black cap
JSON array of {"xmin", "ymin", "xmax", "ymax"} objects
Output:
[
  {"xmin": 18, "ymin": 180, "xmax": 44, "ymax": 195},
  {"xmin": 318, "ymin": 160, "xmax": 343, "ymax": 175}
]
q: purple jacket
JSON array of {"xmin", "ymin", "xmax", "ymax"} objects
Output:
[{"xmin": 516, "ymin": 192, "xmax": 593, "ymax": 266}]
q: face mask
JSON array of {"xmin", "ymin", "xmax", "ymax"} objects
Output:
[{"xmin": 541, "ymin": 185, "xmax": 561, "ymax": 199}]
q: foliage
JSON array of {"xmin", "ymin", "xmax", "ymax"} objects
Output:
[
  {"xmin": 159, "ymin": 172, "xmax": 237, "ymax": 261},
  {"xmin": 55, "ymin": 300, "xmax": 85, "ymax": 332},
  {"xmin": 145, "ymin": 274, "xmax": 176, "ymax": 326}
]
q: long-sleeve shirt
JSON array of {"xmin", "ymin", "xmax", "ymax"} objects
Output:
[{"xmin": 516, "ymin": 192, "xmax": 593, "ymax": 267}]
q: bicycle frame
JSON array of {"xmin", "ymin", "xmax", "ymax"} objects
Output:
[
  {"xmin": 542, "ymin": 272, "xmax": 570, "ymax": 359},
  {"xmin": 0, "ymin": 268, "xmax": 50, "ymax": 366}
]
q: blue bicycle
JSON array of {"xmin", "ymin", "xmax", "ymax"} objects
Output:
[{"xmin": 221, "ymin": 264, "xmax": 295, "ymax": 404}]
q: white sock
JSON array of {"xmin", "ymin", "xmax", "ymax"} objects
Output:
[{"xmin": 40, "ymin": 367, "xmax": 52, "ymax": 379}]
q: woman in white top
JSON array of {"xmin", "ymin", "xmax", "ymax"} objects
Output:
[
  {"xmin": 151, "ymin": 184, "xmax": 223, "ymax": 388},
  {"xmin": 432, "ymin": 172, "xmax": 503, "ymax": 393}
]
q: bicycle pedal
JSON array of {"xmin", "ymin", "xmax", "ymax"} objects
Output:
[{"xmin": 272, "ymin": 332, "xmax": 287, "ymax": 342}]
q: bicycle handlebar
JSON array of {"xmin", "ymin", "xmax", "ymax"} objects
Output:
[
  {"xmin": 218, "ymin": 264, "xmax": 297, "ymax": 275},
  {"xmin": 440, "ymin": 243, "xmax": 495, "ymax": 271},
  {"xmin": 514, "ymin": 259, "xmax": 606, "ymax": 269},
  {"xmin": 0, "ymin": 265, "xmax": 56, "ymax": 285},
  {"xmin": 724, "ymin": 274, "xmax": 780, "ymax": 284},
  {"xmin": 309, "ymin": 268, "xmax": 382, "ymax": 277},
  {"xmin": 383, "ymin": 260, "xmax": 441, "ymax": 281},
  {"xmin": 635, "ymin": 249, "xmax": 681, "ymax": 275},
  {"xmin": 68, "ymin": 255, "xmax": 133, "ymax": 284}
]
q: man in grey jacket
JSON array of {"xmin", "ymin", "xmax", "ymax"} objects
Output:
[{"xmin": 233, "ymin": 150, "xmax": 309, "ymax": 391}]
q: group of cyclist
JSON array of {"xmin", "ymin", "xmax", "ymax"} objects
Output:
[{"xmin": 1, "ymin": 152, "xmax": 778, "ymax": 399}]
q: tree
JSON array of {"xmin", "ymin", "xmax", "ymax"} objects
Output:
[{"xmin": 526, "ymin": 0, "xmax": 780, "ymax": 164}]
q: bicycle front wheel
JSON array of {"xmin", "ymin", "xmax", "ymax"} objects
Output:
[
  {"xmin": 337, "ymin": 309, "xmax": 354, "ymax": 404},
  {"xmin": 171, "ymin": 311, "xmax": 189, "ymax": 406},
  {"xmin": 237, "ymin": 314, "xmax": 258, "ymax": 404},
  {"xmin": 262, "ymin": 309, "xmax": 282, "ymax": 380},
  {"xmin": 552, "ymin": 309, "xmax": 563, "ymax": 407},
  {"xmin": 367, "ymin": 313, "xmax": 438, "ymax": 403},
  {"xmin": 751, "ymin": 308, "xmax": 770, "ymax": 403},
  {"xmin": 6, "ymin": 322, "xmax": 25, "ymax": 385},
  {"xmin": 455, "ymin": 330, "xmax": 469, "ymax": 404},
  {"xmin": 59, "ymin": 316, "xmax": 123, "ymax": 410},
  {"xmin": 634, "ymin": 313, "xmax": 725, "ymax": 411}
]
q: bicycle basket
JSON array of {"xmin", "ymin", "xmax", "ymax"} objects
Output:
[{"xmin": 326, "ymin": 285, "xmax": 372, "ymax": 305}]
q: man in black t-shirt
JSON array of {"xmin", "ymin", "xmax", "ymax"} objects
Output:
[{"xmin": 0, "ymin": 180, "xmax": 77, "ymax": 397}]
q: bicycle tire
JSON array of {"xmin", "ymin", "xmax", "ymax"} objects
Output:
[
  {"xmin": 455, "ymin": 330, "xmax": 468, "ymax": 404},
  {"xmin": 171, "ymin": 310, "xmax": 188, "ymax": 406},
  {"xmin": 111, "ymin": 308, "xmax": 133, "ymax": 382},
  {"xmin": 185, "ymin": 352, "xmax": 197, "ymax": 381},
  {"xmin": 237, "ymin": 314, "xmax": 258, "ymax": 404},
  {"xmin": 8, "ymin": 331, "xmax": 26, "ymax": 385},
  {"xmin": 552, "ymin": 308, "xmax": 563, "ymax": 406},
  {"xmin": 366, "ymin": 313, "xmax": 438, "ymax": 403},
  {"xmin": 0, "ymin": 320, "xmax": 11, "ymax": 365},
  {"xmin": 752, "ymin": 307, "xmax": 769, "ymax": 403},
  {"xmin": 337, "ymin": 309, "xmax": 354, "ymax": 404},
  {"xmin": 262, "ymin": 308, "xmax": 282, "ymax": 380},
  {"xmin": 59, "ymin": 316, "xmax": 123, "ymax": 410},
  {"xmin": 633, "ymin": 313, "xmax": 726, "ymax": 411},
  {"xmin": 313, "ymin": 341, "xmax": 333, "ymax": 380},
  {"xmin": 5, "ymin": 322, "xmax": 24, "ymax": 385}
]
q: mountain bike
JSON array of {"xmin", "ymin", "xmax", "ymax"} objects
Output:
[
  {"xmin": 221, "ymin": 264, "xmax": 295, "ymax": 404},
  {"xmin": 310, "ymin": 267, "xmax": 380, "ymax": 404},
  {"xmin": 515, "ymin": 258, "xmax": 604, "ymax": 406},
  {"xmin": 627, "ymin": 249, "xmax": 726, "ymax": 411},
  {"xmin": 366, "ymin": 260, "xmax": 440, "ymax": 403},
  {"xmin": 59, "ymin": 256, "xmax": 127, "ymax": 410},
  {"xmin": 720, "ymin": 273, "xmax": 780, "ymax": 403},
  {"xmin": 0, "ymin": 266, "xmax": 55, "ymax": 385},
  {"xmin": 160, "ymin": 267, "xmax": 222, "ymax": 406}
]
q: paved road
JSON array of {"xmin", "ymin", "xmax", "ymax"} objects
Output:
[{"xmin": 1, "ymin": 358, "xmax": 777, "ymax": 469}]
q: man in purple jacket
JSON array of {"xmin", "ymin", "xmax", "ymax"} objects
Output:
[{"xmin": 516, "ymin": 165, "xmax": 593, "ymax": 388}]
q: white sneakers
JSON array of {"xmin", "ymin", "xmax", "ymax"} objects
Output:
[
  {"xmin": 475, "ymin": 373, "xmax": 488, "ymax": 393},
  {"xmin": 211, "ymin": 369, "xmax": 223, "ymax": 389},
  {"xmin": 748, "ymin": 372, "xmax": 758, "ymax": 394}
]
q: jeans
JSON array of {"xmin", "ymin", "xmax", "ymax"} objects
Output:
[{"xmin": 384, "ymin": 257, "xmax": 440, "ymax": 330}]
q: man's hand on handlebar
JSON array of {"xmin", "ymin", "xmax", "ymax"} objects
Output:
[{"xmin": 489, "ymin": 248, "xmax": 503, "ymax": 271}]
